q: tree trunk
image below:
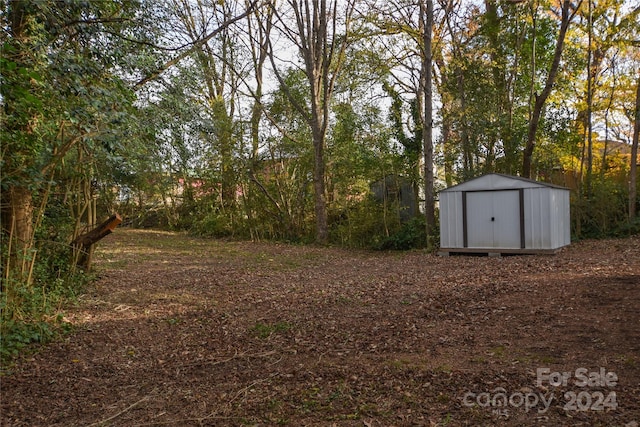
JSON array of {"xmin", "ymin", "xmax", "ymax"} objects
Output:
[
  {"xmin": 269, "ymin": 0, "xmax": 353, "ymax": 244},
  {"xmin": 483, "ymin": 0, "xmax": 507, "ymax": 173},
  {"xmin": 177, "ymin": 1, "xmax": 238, "ymax": 209},
  {"xmin": 2, "ymin": 186, "xmax": 34, "ymax": 272},
  {"xmin": 585, "ymin": 0, "xmax": 594, "ymax": 196},
  {"xmin": 305, "ymin": 0, "xmax": 330, "ymax": 245},
  {"xmin": 420, "ymin": 0, "xmax": 436, "ymax": 246},
  {"xmin": 630, "ymin": 75, "xmax": 640, "ymax": 221},
  {"xmin": 2, "ymin": 2, "xmax": 35, "ymax": 275},
  {"xmin": 312, "ymin": 124, "xmax": 329, "ymax": 244},
  {"xmin": 435, "ymin": 54, "xmax": 454, "ymax": 187},
  {"xmin": 72, "ymin": 213, "xmax": 122, "ymax": 270},
  {"xmin": 522, "ymin": 0, "xmax": 576, "ymax": 178},
  {"xmin": 457, "ymin": 69, "xmax": 473, "ymax": 178},
  {"xmin": 439, "ymin": 1, "xmax": 468, "ymax": 181},
  {"xmin": 217, "ymin": 103, "xmax": 236, "ymax": 208}
]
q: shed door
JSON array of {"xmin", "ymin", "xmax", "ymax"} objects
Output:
[{"xmin": 466, "ymin": 190, "xmax": 521, "ymax": 249}]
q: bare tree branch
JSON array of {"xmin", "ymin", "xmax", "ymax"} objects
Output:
[{"xmin": 133, "ymin": 0, "xmax": 261, "ymax": 90}]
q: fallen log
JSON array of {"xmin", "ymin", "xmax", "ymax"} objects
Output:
[{"xmin": 72, "ymin": 213, "xmax": 122, "ymax": 270}]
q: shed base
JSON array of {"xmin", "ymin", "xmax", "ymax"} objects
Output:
[{"xmin": 438, "ymin": 247, "xmax": 563, "ymax": 257}]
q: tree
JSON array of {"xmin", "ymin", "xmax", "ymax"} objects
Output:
[
  {"xmin": 418, "ymin": 0, "xmax": 437, "ymax": 245},
  {"xmin": 522, "ymin": 0, "xmax": 582, "ymax": 178},
  {"xmin": 243, "ymin": 0, "xmax": 275, "ymax": 238},
  {"xmin": 569, "ymin": 0, "xmax": 640, "ymax": 193},
  {"xmin": 630, "ymin": 75, "xmax": 640, "ymax": 221},
  {"xmin": 1, "ymin": 1, "xmax": 41, "ymax": 269},
  {"xmin": 269, "ymin": 0, "xmax": 357, "ymax": 244},
  {"xmin": 433, "ymin": 0, "xmax": 472, "ymax": 182},
  {"xmin": 261, "ymin": 68, "xmax": 316, "ymax": 240},
  {"xmin": 0, "ymin": 1, "xmax": 160, "ymax": 355},
  {"xmin": 245, "ymin": 0, "xmax": 274, "ymax": 163},
  {"xmin": 420, "ymin": 0, "xmax": 436, "ymax": 246},
  {"xmin": 366, "ymin": 0, "xmax": 436, "ymax": 244},
  {"xmin": 169, "ymin": 0, "xmax": 243, "ymax": 208},
  {"xmin": 1, "ymin": 1, "xmax": 141, "ymax": 274}
]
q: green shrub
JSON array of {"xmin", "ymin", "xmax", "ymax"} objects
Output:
[
  {"xmin": 329, "ymin": 197, "xmax": 395, "ymax": 248},
  {"xmin": 0, "ymin": 314, "xmax": 71, "ymax": 363},
  {"xmin": 376, "ymin": 216, "xmax": 427, "ymax": 250},
  {"xmin": 329, "ymin": 197, "xmax": 433, "ymax": 250},
  {"xmin": 0, "ymin": 264, "xmax": 84, "ymax": 365},
  {"xmin": 1, "ymin": 200, "xmax": 90, "ymax": 365},
  {"xmin": 190, "ymin": 211, "xmax": 234, "ymax": 238},
  {"xmin": 572, "ymin": 178, "xmax": 637, "ymax": 239},
  {"xmin": 612, "ymin": 217, "xmax": 640, "ymax": 237}
]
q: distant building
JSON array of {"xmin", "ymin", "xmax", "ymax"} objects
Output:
[{"xmin": 370, "ymin": 175, "xmax": 417, "ymax": 222}]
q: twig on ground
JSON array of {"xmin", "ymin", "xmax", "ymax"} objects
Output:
[
  {"xmin": 178, "ymin": 350, "xmax": 277, "ymax": 368},
  {"xmin": 131, "ymin": 415, "xmax": 242, "ymax": 427},
  {"xmin": 87, "ymin": 390, "xmax": 155, "ymax": 427},
  {"xmin": 134, "ymin": 373, "xmax": 280, "ymax": 426},
  {"xmin": 226, "ymin": 372, "xmax": 280, "ymax": 406}
]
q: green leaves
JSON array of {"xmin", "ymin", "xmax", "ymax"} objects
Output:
[{"xmin": 3, "ymin": 59, "xmax": 17, "ymax": 72}]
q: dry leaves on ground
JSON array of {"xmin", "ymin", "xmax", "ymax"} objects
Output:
[{"xmin": 1, "ymin": 229, "xmax": 639, "ymax": 426}]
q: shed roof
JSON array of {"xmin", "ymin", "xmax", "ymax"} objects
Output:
[{"xmin": 440, "ymin": 173, "xmax": 569, "ymax": 192}]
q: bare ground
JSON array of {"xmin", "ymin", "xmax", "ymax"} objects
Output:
[{"xmin": 1, "ymin": 229, "xmax": 639, "ymax": 427}]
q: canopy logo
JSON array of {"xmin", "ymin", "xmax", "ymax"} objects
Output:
[
  {"xmin": 461, "ymin": 367, "xmax": 619, "ymax": 417},
  {"xmin": 462, "ymin": 388, "xmax": 554, "ymax": 415}
]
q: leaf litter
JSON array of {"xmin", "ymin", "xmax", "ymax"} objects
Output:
[{"xmin": 1, "ymin": 229, "xmax": 639, "ymax": 426}]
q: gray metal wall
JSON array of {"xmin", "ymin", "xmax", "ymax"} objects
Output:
[{"xmin": 439, "ymin": 176, "xmax": 570, "ymax": 251}]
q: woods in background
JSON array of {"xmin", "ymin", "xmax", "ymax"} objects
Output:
[{"xmin": 1, "ymin": 0, "xmax": 639, "ymax": 357}]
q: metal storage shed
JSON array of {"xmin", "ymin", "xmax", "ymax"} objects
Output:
[{"xmin": 439, "ymin": 173, "xmax": 570, "ymax": 254}]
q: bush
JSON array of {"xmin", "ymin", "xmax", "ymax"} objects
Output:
[
  {"xmin": 329, "ymin": 197, "xmax": 432, "ymax": 250},
  {"xmin": 1, "ymin": 200, "xmax": 89, "ymax": 364},
  {"xmin": 329, "ymin": 197, "xmax": 393, "ymax": 248},
  {"xmin": 572, "ymin": 178, "xmax": 636, "ymax": 239},
  {"xmin": 0, "ymin": 313, "xmax": 71, "ymax": 363},
  {"xmin": 376, "ymin": 216, "xmax": 427, "ymax": 250},
  {"xmin": 612, "ymin": 216, "xmax": 640, "ymax": 237},
  {"xmin": 190, "ymin": 211, "xmax": 234, "ymax": 238}
]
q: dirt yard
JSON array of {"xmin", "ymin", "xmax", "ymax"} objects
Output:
[{"xmin": 2, "ymin": 229, "xmax": 639, "ymax": 426}]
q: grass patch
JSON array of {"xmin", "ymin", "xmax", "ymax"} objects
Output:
[
  {"xmin": 96, "ymin": 229, "xmax": 318, "ymax": 273},
  {"xmin": 487, "ymin": 345, "xmax": 506, "ymax": 358},
  {"xmin": 251, "ymin": 321, "xmax": 292, "ymax": 339},
  {"xmin": 618, "ymin": 354, "xmax": 637, "ymax": 367}
]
